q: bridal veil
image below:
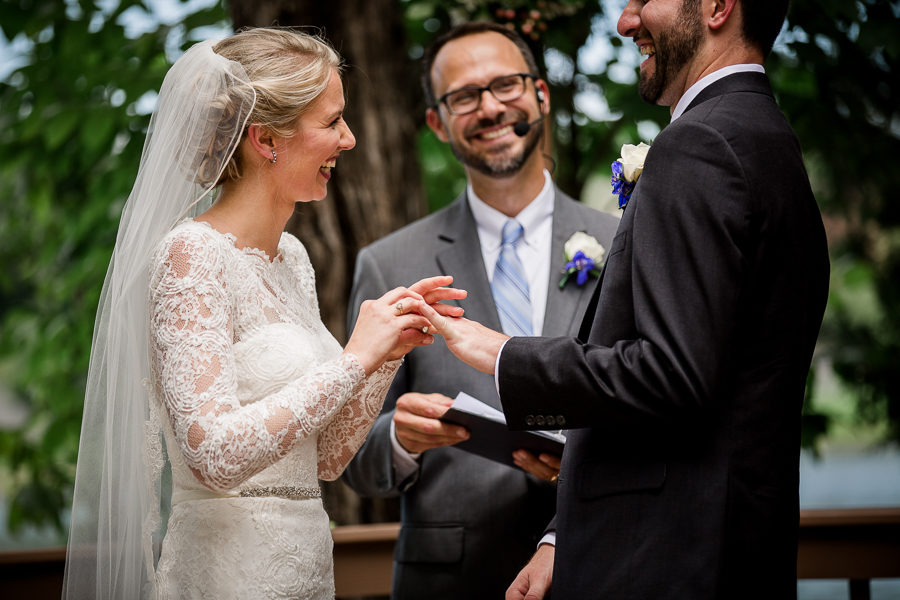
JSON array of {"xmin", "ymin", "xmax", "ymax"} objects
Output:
[{"xmin": 63, "ymin": 40, "xmax": 256, "ymax": 598}]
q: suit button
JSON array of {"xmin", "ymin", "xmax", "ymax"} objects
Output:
[
  {"xmin": 556, "ymin": 415, "xmax": 566, "ymax": 426},
  {"xmin": 535, "ymin": 415, "xmax": 545, "ymax": 426},
  {"xmin": 545, "ymin": 415, "xmax": 556, "ymax": 426},
  {"xmin": 525, "ymin": 415, "xmax": 535, "ymax": 426}
]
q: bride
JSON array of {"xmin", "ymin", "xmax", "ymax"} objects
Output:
[{"xmin": 63, "ymin": 28, "xmax": 463, "ymax": 599}]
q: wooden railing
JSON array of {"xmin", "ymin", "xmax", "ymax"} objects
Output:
[
  {"xmin": 1, "ymin": 509, "xmax": 897, "ymax": 598},
  {"xmin": 797, "ymin": 507, "xmax": 900, "ymax": 600}
]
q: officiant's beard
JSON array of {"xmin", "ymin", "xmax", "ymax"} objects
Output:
[
  {"xmin": 639, "ymin": 1, "xmax": 703, "ymax": 104},
  {"xmin": 448, "ymin": 120, "xmax": 543, "ymax": 178}
]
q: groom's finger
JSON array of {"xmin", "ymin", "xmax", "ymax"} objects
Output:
[
  {"xmin": 416, "ymin": 303, "xmax": 453, "ymax": 339},
  {"xmin": 429, "ymin": 303, "xmax": 464, "ymax": 318}
]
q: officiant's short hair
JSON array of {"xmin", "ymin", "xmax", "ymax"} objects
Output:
[{"xmin": 420, "ymin": 22, "xmax": 541, "ymax": 109}]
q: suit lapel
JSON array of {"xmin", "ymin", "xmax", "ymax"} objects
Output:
[
  {"xmin": 434, "ymin": 194, "xmax": 504, "ymax": 332},
  {"xmin": 542, "ymin": 190, "xmax": 602, "ymax": 337}
]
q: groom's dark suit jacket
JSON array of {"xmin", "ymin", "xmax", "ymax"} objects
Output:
[
  {"xmin": 499, "ymin": 73, "xmax": 829, "ymax": 599},
  {"xmin": 343, "ymin": 189, "xmax": 619, "ymax": 599}
]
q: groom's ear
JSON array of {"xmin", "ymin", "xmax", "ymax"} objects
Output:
[
  {"xmin": 426, "ymin": 108, "xmax": 450, "ymax": 143},
  {"xmin": 708, "ymin": 0, "xmax": 738, "ymax": 31}
]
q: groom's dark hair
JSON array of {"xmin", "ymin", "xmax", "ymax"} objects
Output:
[
  {"xmin": 420, "ymin": 22, "xmax": 541, "ymax": 110},
  {"xmin": 740, "ymin": 0, "xmax": 790, "ymax": 57}
]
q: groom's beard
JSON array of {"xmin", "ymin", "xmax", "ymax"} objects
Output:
[
  {"xmin": 639, "ymin": 0, "xmax": 703, "ymax": 104},
  {"xmin": 447, "ymin": 117, "xmax": 543, "ymax": 178}
]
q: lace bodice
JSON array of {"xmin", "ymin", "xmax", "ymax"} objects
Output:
[{"xmin": 148, "ymin": 219, "xmax": 398, "ymax": 498}]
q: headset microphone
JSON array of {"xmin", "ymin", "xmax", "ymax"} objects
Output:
[{"xmin": 513, "ymin": 115, "xmax": 544, "ymax": 137}]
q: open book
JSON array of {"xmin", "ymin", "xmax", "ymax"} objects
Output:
[{"xmin": 440, "ymin": 392, "xmax": 566, "ymax": 468}]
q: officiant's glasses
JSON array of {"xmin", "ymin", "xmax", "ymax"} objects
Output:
[{"xmin": 438, "ymin": 73, "xmax": 536, "ymax": 116}]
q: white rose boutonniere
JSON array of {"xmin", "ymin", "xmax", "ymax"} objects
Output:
[
  {"xmin": 559, "ymin": 231, "xmax": 606, "ymax": 289},
  {"xmin": 611, "ymin": 141, "xmax": 650, "ymax": 209}
]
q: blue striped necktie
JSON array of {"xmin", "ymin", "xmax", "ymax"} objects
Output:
[{"xmin": 492, "ymin": 219, "xmax": 532, "ymax": 336}]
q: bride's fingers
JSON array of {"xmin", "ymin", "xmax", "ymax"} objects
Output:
[
  {"xmin": 389, "ymin": 294, "xmax": 427, "ymax": 317},
  {"xmin": 409, "ymin": 275, "xmax": 454, "ymax": 295},
  {"xmin": 383, "ymin": 287, "xmax": 426, "ymax": 310},
  {"xmin": 396, "ymin": 312, "xmax": 434, "ymax": 334},
  {"xmin": 416, "ymin": 302, "xmax": 455, "ymax": 340},
  {"xmin": 422, "ymin": 286, "xmax": 467, "ymax": 304},
  {"xmin": 397, "ymin": 326, "xmax": 434, "ymax": 347}
]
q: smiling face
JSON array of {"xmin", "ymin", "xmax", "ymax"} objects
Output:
[
  {"xmin": 426, "ymin": 32, "xmax": 547, "ymax": 178},
  {"xmin": 276, "ymin": 68, "xmax": 356, "ymax": 202},
  {"xmin": 619, "ymin": 0, "xmax": 704, "ymax": 106}
]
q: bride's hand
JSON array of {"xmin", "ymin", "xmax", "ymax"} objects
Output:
[
  {"xmin": 408, "ymin": 275, "xmax": 467, "ymax": 318},
  {"xmin": 383, "ymin": 276, "xmax": 466, "ymax": 362},
  {"xmin": 416, "ymin": 302, "xmax": 509, "ymax": 375},
  {"xmin": 345, "ymin": 277, "xmax": 465, "ymax": 375}
]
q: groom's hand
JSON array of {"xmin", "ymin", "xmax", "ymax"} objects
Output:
[
  {"xmin": 507, "ymin": 543, "xmax": 554, "ymax": 600},
  {"xmin": 418, "ymin": 305, "xmax": 509, "ymax": 374},
  {"xmin": 394, "ymin": 393, "xmax": 470, "ymax": 453}
]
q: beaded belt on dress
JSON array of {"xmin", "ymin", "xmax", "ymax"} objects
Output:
[
  {"xmin": 239, "ymin": 486, "xmax": 321, "ymax": 500},
  {"xmin": 171, "ymin": 485, "xmax": 321, "ymax": 505}
]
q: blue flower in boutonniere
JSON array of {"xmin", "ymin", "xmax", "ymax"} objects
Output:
[
  {"xmin": 611, "ymin": 142, "xmax": 650, "ymax": 210},
  {"xmin": 559, "ymin": 232, "xmax": 606, "ymax": 289}
]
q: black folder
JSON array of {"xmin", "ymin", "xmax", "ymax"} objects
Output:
[{"xmin": 440, "ymin": 392, "xmax": 565, "ymax": 469}]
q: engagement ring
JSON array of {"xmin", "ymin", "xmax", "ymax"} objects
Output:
[
  {"xmin": 395, "ymin": 302, "xmax": 404, "ymax": 314},
  {"xmin": 421, "ymin": 326, "xmax": 429, "ymax": 334}
]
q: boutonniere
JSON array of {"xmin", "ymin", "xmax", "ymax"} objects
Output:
[
  {"xmin": 611, "ymin": 142, "xmax": 650, "ymax": 210},
  {"xmin": 559, "ymin": 231, "xmax": 605, "ymax": 289}
]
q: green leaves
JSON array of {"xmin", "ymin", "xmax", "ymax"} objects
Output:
[{"xmin": 0, "ymin": 0, "xmax": 227, "ymax": 538}]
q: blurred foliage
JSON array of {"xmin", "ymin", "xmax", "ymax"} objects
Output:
[
  {"xmin": 768, "ymin": 0, "xmax": 900, "ymax": 443},
  {"xmin": 0, "ymin": 0, "xmax": 897, "ymax": 536},
  {"xmin": 0, "ymin": 0, "xmax": 228, "ymax": 534}
]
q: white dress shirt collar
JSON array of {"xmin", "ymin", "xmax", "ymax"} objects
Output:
[
  {"xmin": 671, "ymin": 64, "xmax": 765, "ymax": 122},
  {"xmin": 466, "ymin": 169, "xmax": 554, "ymax": 249}
]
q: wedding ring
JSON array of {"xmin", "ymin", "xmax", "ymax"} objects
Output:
[
  {"xmin": 395, "ymin": 302, "xmax": 404, "ymax": 314},
  {"xmin": 550, "ymin": 474, "xmax": 559, "ymax": 483},
  {"xmin": 421, "ymin": 326, "xmax": 429, "ymax": 334}
]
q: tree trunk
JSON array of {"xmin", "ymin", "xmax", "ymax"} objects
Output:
[{"xmin": 230, "ymin": 0, "xmax": 424, "ymax": 525}]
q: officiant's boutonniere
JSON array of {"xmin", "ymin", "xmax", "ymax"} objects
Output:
[
  {"xmin": 611, "ymin": 142, "xmax": 650, "ymax": 210},
  {"xmin": 559, "ymin": 231, "xmax": 605, "ymax": 289}
]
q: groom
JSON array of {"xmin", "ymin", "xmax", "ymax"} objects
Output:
[{"xmin": 427, "ymin": 1, "xmax": 830, "ymax": 599}]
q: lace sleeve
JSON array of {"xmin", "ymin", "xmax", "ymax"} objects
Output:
[
  {"xmin": 316, "ymin": 358, "xmax": 401, "ymax": 480},
  {"xmin": 148, "ymin": 231, "xmax": 365, "ymax": 492}
]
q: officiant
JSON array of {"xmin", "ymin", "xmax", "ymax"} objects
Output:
[{"xmin": 341, "ymin": 21, "xmax": 619, "ymax": 600}]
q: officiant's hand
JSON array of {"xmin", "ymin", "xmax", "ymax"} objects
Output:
[
  {"xmin": 417, "ymin": 305, "xmax": 509, "ymax": 375},
  {"xmin": 513, "ymin": 450, "xmax": 561, "ymax": 483},
  {"xmin": 506, "ymin": 543, "xmax": 554, "ymax": 600},
  {"xmin": 393, "ymin": 393, "xmax": 470, "ymax": 454}
]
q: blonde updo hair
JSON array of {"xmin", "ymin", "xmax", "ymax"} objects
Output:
[{"xmin": 203, "ymin": 28, "xmax": 342, "ymax": 185}]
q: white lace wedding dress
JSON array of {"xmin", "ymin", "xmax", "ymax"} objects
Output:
[{"xmin": 147, "ymin": 219, "xmax": 398, "ymax": 599}]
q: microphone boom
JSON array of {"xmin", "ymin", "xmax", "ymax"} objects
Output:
[{"xmin": 513, "ymin": 115, "xmax": 544, "ymax": 137}]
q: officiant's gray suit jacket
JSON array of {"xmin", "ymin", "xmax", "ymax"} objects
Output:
[{"xmin": 342, "ymin": 188, "xmax": 619, "ymax": 600}]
